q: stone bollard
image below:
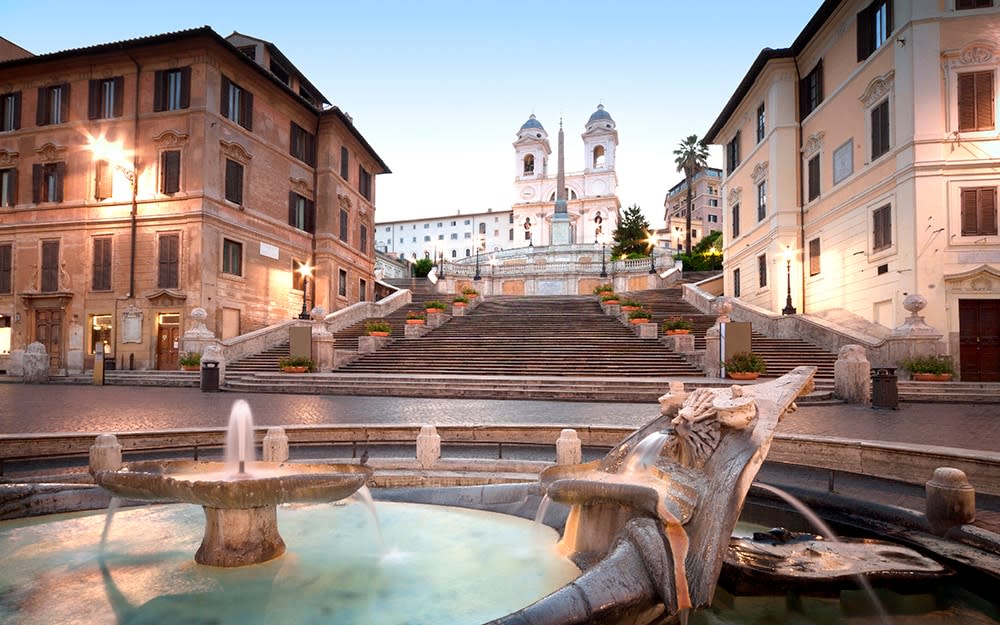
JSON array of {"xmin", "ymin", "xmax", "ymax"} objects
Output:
[
  {"xmin": 666, "ymin": 333, "xmax": 695, "ymax": 353},
  {"xmin": 636, "ymin": 322, "xmax": 657, "ymax": 339},
  {"xmin": 834, "ymin": 344, "xmax": 871, "ymax": 404},
  {"xmin": 22, "ymin": 342, "xmax": 50, "ymax": 384},
  {"xmin": 925, "ymin": 467, "xmax": 975, "ymax": 535},
  {"xmin": 704, "ymin": 326, "xmax": 721, "ymax": 378},
  {"xmin": 657, "ymin": 381, "xmax": 688, "ymax": 415},
  {"xmin": 556, "ymin": 429, "xmax": 582, "ymax": 465},
  {"xmin": 262, "ymin": 427, "xmax": 289, "ymax": 463},
  {"xmin": 416, "ymin": 425, "xmax": 441, "ymax": 468},
  {"xmin": 89, "ymin": 434, "xmax": 122, "ymax": 474}
]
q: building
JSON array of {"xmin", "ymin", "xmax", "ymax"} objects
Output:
[
  {"xmin": 663, "ymin": 167, "xmax": 723, "ymax": 252},
  {"xmin": 375, "ymin": 208, "xmax": 515, "ymax": 263},
  {"xmin": 704, "ymin": 0, "xmax": 1000, "ymax": 381},
  {"xmin": 512, "ymin": 106, "xmax": 621, "ymax": 246},
  {"xmin": 0, "ymin": 27, "xmax": 388, "ymax": 373}
]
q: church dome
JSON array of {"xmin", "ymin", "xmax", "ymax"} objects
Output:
[
  {"xmin": 586, "ymin": 104, "xmax": 615, "ymax": 130},
  {"xmin": 520, "ymin": 114, "xmax": 545, "ymax": 131}
]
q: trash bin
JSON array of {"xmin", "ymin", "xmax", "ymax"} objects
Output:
[
  {"xmin": 871, "ymin": 367, "xmax": 898, "ymax": 409},
  {"xmin": 200, "ymin": 360, "xmax": 220, "ymax": 392}
]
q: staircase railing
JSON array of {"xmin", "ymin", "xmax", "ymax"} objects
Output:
[{"xmin": 321, "ymin": 288, "xmax": 412, "ymax": 333}]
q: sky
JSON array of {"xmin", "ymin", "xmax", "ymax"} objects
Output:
[{"xmin": 4, "ymin": 1, "xmax": 821, "ymax": 226}]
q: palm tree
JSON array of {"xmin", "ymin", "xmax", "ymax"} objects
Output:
[{"xmin": 673, "ymin": 134, "xmax": 709, "ymax": 254}]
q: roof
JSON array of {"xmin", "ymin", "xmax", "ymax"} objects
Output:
[
  {"xmin": 703, "ymin": 0, "xmax": 842, "ymax": 143},
  {"xmin": 520, "ymin": 114, "xmax": 545, "ymax": 131},
  {"xmin": 226, "ymin": 31, "xmax": 329, "ymax": 106},
  {"xmin": 587, "ymin": 104, "xmax": 613, "ymax": 125}
]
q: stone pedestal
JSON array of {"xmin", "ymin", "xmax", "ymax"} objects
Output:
[
  {"xmin": 556, "ymin": 428, "xmax": 582, "ymax": 465},
  {"xmin": 602, "ymin": 303, "xmax": 621, "ymax": 317},
  {"xmin": 704, "ymin": 326, "xmax": 721, "ymax": 378},
  {"xmin": 416, "ymin": 425, "xmax": 441, "ymax": 468},
  {"xmin": 926, "ymin": 467, "xmax": 975, "ymax": 536},
  {"xmin": 312, "ymin": 326, "xmax": 335, "ymax": 372},
  {"xmin": 358, "ymin": 335, "xmax": 390, "ymax": 354},
  {"xmin": 551, "ymin": 214, "xmax": 572, "ymax": 245},
  {"xmin": 834, "ymin": 344, "xmax": 870, "ymax": 404},
  {"xmin": 22, "ymin": 342, "xmax": 49, "ymax": 383},
  {"xmin": 89, "ymin": 434, "xmax": 122, "ymax": 473},
  {"xmin": 262, "ymin": 427, "xmax": 289, "ymax": 463},
  {"xmin": 404, "ymin": 322, "xmax": 428, "ymax": 338},
  {"xmin": 427, "ymin": 311, "xmax": 445, "ymax": 328},
  {"xmin": 636, "ymin": 322, "xmax": 657, "ymax": 339},
  {"xmin": 666, "ymin": 334, "xmax": 695, "ymax": 353},
  {"xmin": 452, "ymin": 304, "xmax": 467, "ymax": 317},
  {"xmin": 196, "ymin": 505, "xmax": 285, "ymax": 567}
]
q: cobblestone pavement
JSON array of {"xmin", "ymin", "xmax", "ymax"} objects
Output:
[{"xmin": 2, "ymin": 384, "xmax": 997, "ymax": 454}]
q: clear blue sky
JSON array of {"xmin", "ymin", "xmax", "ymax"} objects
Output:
[{"xmin": 4, "ymin": 1, "xmax": 820, "ymax": 226}]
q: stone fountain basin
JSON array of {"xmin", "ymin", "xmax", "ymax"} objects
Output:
[{"xmin": 94, "ymin": 461, "xmax": 372, "ymax": 508}]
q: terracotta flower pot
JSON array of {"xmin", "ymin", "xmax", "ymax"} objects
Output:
[
  {"xmin": 630, "ymin": 318, "xmax": 651, "ymax": 324},
  {"xmin": 406, "ymin": 319, "xmax": 425, "ymax": 325},
  {"xmin": 453, "ymin": 302, "xmax": 467, "ymax": 308},
  {"xmin": 426, "ymin": 308, "xmax": 445, "ymax": 314},
  {"xmin": 912, "ymin": 373, "xmax": 953, "ymax": 382},
  {"xmin": 621, "ymin": 306, "xmax": 640, "ymax": 312},
  {"xmin": 182, "ymin": 365, "xmax": 199, "ymax": 371},
  {"xmin": 281, "ymin": 366, "xmax": 308, "ymax": 373},
  {"xmin": 602, "ymin": 300, "xmax": 620, "ymax": 305},
  {"xmin": 368, "ymin": 331, "xmax": 390, "ymax": 337},
  {"xmin": 727, "ymin": 372, "xmax": 760, "ymax": 380},
  {"xmin": 665, "ymin": 329, "xmax": 690, "ymax": 335}
]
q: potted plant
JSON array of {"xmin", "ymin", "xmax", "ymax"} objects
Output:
[
  {"xmin": 627, "ymin": 309, "xmax": 653, "ymax": 324},
  {"xmin": 600, "ymin": 293, "xmax": 621, "ymax": 305},
  {"xmin": 452, "ymin": 295, "xmax": 469, "ymax": 307},
  {"xmin": 724, "ymin": 351, "xmax": 767, "ymax": 380},
  {"xmin": 278, "ymin": 355, "xmax": 313, "ymax": 373},
  {"xmin": 425, "ymin": 300, "xmax": 447, "ymax": 313},
  {"xmin": 620, "ymin": 299, "xmax": 643, "ymax": 312},
  {"xmin": 405, "ymin": 310, "xmax": 427, "ymax": 325},
  {"xmin": 365, "ymin": 320, "xmax": 392, "ymax": 337},
  {"xmin": 593, "ymin": 283, "xmax": 614, "ymax": 295},
  {"xmin": 900, "ymin": 354, "xmax": 954, "ymax": 381},
  {"xmin": 461, "ymin": 286, "xmax": 479, "ymax": 298},
  {"xmin": 662, "ymin": 316, "xmax": 693, "ymax": 335},
  {"xmin": 179, "ymin": 352, "xmax": 201, "ymax": 371}
]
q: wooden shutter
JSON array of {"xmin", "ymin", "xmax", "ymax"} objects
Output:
[
  {"xmin": 112, "ymin": 77, "xmax": 124, "ymax": 117},
  {"xmin": 808, "ymin": 155, "xmax": 820, "ymax": 201},
  {"xmin": 158, "ymin": 235, "xmax": 179, "ymax": 288},
  {"xmin": 857, "ymin": 4, "xmax": 873, "ymax": 62},
  {"xmin": 873, "ymin": 205, "xmax": 891, "ymax": 250},
  {"xmin": 0, "ymin": 244, "xmax": 11, "ymax": 294},
  {"xmin": 10, "ymin": 92, "xmax": 20, "ymax": 130},
  {"xmin": 4, "ymin": 166, "xmax": 16, "ymax": 207},
  {"xmin": 54, "ymin": 162, "xmax": 65, "ymax": 202},
  {"xmin": 32, "ymin": 164, "xmax": 41, "ymax": 203},
  {"xmin": 88, "ymin": 79, "xmax": 100, "ymax": 119},
  {"xmin": 92, "ymin": 238, "xmax": 112, "ymax": 291},
  {"xmin": 95, "ymin": 160, "xmax": 113, "ymax": 200},
  {"xmin": 964, "ymin": 187, "xmax": 998, "ymax": 235},
  {"xmin": 153, "ymin": 70, "xmax": 165, "ymax": 112},
  {"xmin": 36, "ymin": 87, "xmax": 47, "ymax": 125},
  {"xmin": 288, "ymin": 191, "xmax": 297, "ymax": 227},
  {"xmin": 220, "ymin": 76, "xmax": 231, "ymax": 119},
  {"xmin": 59, "ymin": 83, "xmax": 69, "ymax": 122},
  {"xmin": 242, "ymin": 90, "xmax": 253, "ymax": 131},
  {"xmin": 982, "ymin": 188, "xmax": 998, "ymax": 235},
  {"xmin": 41, "ymin": 240, "xmax": 59, "ymax": 292},
  {"xmin": 305, "ymin": 199, "xmax": 315, "ymax": 233},
  {"xmin": 809, "ymin": 238, "xmax": 821, "ymax": 276},
  {"xmin": 179, "ymin": 67, "xmax": 191, "ymax": 109},
  {"xmin": 225, "ymin": 160, "xmax": 243, "ymax": 204},
  {"xmin": 161, "ymin": 151, "xmax": 180, "ymax": 194},
  {"xmin": 962, "ymin": 188, "xmax": 979, "ymax": 235}
]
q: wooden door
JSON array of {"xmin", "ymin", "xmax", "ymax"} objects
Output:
[
  {"xmin": 959, "ymin": 299, "xmax": 1000, "ymax": 382},
  {"xmin": 156, "ymin": 325, "xmax": 180, "ymax": 370},
  {"xmin": 34, "ymin": 309, "xmax": 63, "ymax": 370}
]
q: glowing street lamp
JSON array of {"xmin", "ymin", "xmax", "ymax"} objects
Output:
[
  {"xmin": 782, "ymin": 246, "xmax": 796, "ymax": 315},
  {"xmin": 297, "ymin": 262, "xmax": 313, "ymax": 319},
  {"xmin": 473, "ymin": 236, "xmax": 485, "ymax": 280},
  {"xmin": 645, "ymin": 231, "xmax": 659, "ymax": 274},
  {"xmin": 88, "ymin": 135, "xmax": 138, "ymax": 298}
]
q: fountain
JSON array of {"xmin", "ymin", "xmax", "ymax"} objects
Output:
[{"xmin": 92, "ymin": 399, "xmax": 373, "ymax": 566}]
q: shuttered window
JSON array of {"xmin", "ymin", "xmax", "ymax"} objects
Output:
[
  {"xmin": 161, "ymin": 151, "xmax": 181, "ymax": 194},
  {"xmin": 1, "ymin": 91, "xmax": 21, "ymax": 131},
  {"xmin": 41, "ymin": 240, "xmax": 59, "ymax": 292},
  {"xmin": 158, "ymin": 234, "xmax": 180, "ymax": 289},
  {"xmin": 956, "ymin": 0, "xmax": 992, "ymax": 9},
  {"xmin": 225, "ymin": 159, "xmax": 244, "ymax": 205},
  {"xmin": 731, "ymin": 203, "xmax": 741, "ymax": 239},
  {"xmin": 290, "ymin": 123, "xmax": 316, "ymax": 166},
  {"xmin": 871, "ymin": 99, "xmax": 890, "ymax": 160},
  {"xmin": 0, "ymin": 243, "xmax": 12, "ymax": 294},
  {"xmin": 1, "ymin": 168, "xmax": 16, "ymax": 208},
  {"xmin": 799, "ymin": 61, "xmax": 823, "ymax": 120},
  {"xmin": 95, "ymin": 160, "xmax": 113, "ymax": 200},
  {"xmin": 873, "ymin": 204, "xmax": 892, "ymax": 252},
  {"xmin": 807, "ymin": 155, "xmax": 821, "ymax": 201},
  {"xmin": 88, "ymin": 77, "xmax": 123, "ymax": 119},
  {"xmin": 340, "ymin": 147, "xmax": 350, "ymax": 180},
  {"xmin": 961, "ymin": 187, "xmax": 997, "ymax": 236},
  {"xmin": 220, "ymin": 76, "xmax": 253, "ymax": 130},
  {"xmin": 809, "ymin": 238, "xmax": 821, "ymax": 276},
  {"xmin": 857, "ymin": 0, "xmax": 892, "ymax": 62},
  {"xmin": 36, "ymin": 84, "xmax": 69, "ymax": 125},
  {"xmin": 758, "ymin": 254, "xmax": 767, "ymax": 288},
  {"xmin": 153, "ymin": 68, "xmax": 190, "ymax": 112},
  {"xmin": 725, "ymin": 132, "xmax": 740, "ymax": 174},
  {"xmin": 92, "ymin": 237, "xmax": 112, "ymax": 291},
  {"xmin": 359, "ymin": 166, "xmax": 372, "ymax": 201},
  {"xmin": 32, "ymin": 162, "xmax": 65, "ymax": 203},
  {"xmin": 958, "ymin": 71, "xmax": 994, "ymax": 132},
  {"xmin": 360, "ymin": 224, "xmax": 368, "ymax": 254},
  {"xmin": 288, "ymin": 192, "xmax": 315, "ymax": 233},
  {"xmin": 339, "ymin": 208, "xmax": 349, "ymax": 243}
]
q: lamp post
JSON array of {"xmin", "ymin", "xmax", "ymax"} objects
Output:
[
  {"xmin": 782, "ymin": 246, "xmax": 797, "ymax": 315},
  {"xmin": 645, "ymin": 232, "xmax": 659, "ymax": 274},
  {"xmin": 88, "ymin": 137, "xmax": 138, "ymax": 298},
  {"xmin": 297, "ymin": 262, "xmax": 313, "ymax": 319},
  {"xmin": 473, "ymin": 236, "xmax": 483, "ymax": 280}
]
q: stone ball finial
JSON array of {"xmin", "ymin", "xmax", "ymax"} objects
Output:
[
  {"xmin": 902, "ymin": 294, "xmax": 927, "ymax": 315},
  {"xmin": 191, "ymin": 307, "xmax": 208, "ymax": 322},
  {"xmin": 310, "ymin": 306, "xmax": 326, "ymax": 321}
]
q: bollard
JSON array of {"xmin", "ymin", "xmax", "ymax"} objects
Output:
[
  {"xmin": 416, "ymin": 425, "xmax": 441, "ymax": 468},
  {"xmin": 556, "ymin": 429, "xmax": 582, "ymax": 465},
  {"xmin": 262, "ymin": 427, "xmax": 289, "ymax": 463},
  {"xmin": 926, "ymin": 467, "xmax": 975, "ymax": 535},
  {"xmin": 89, "ymin": 434, "xmax": 122, "ymax": 474}
]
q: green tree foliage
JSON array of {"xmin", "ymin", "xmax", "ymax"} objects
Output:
[
  {"xmin": 674, "ymin": 230, "xmax": 724, "ymax": 271},
  {"xmin": 673, "ymin": 134, "xmax": 709, "ymax": 254},
  {"xmin": 611, "ymin": 204, "xmax": 652, "ymax": 258},
  {"xmin": 413, "ymin": 257, "xmax": 434, "ymax": 277}
]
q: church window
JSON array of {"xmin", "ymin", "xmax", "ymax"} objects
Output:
[
  {"xmin": 523, "ymin": 154, "xmax": 534, "ymax": 175},
  {"xmin": 593, "ymin": 145, "xmax": 606, "ymax": 168}
]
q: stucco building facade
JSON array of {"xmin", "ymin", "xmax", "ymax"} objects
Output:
[
  {"xmin": 663, "ymin": 167, "xmax": 723, "ymax": 252},
  {"xmin": 705, "ymin": 0, "xmax": 1000, "ymax": 381},
  {"xmin": 0, "ymin": 27, "xmax": 388, "ymax": 373}
]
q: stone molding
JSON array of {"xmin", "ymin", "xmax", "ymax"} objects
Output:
[
  {"xmin": 34, "ymin": 142, "xmax": 67, "ymax": 163},
  {"xmin": 0, "ymin": 149, "xmax": 18, "ymax": 168},
  {"xmin": 859, "ymin": 70, "xmax": 895, "ymax": 108},
  {"xmin": 219, "ymin": 139, "xmax": 252, "ymax": 164},
  {"xmin": 750, "ymin": 161, "xmax": 768, "ymax": 185},
  {"xmin": 801, "ymin": 131, "xmax": 825, "ymax": 158},
  {"xmin": 153, "ymin": 130, "xmax": 190, "ymax": 147}
]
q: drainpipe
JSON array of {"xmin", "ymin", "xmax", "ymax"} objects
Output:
[
  {"xmin": 123, "ymin": 46, "xmax": 140, "ymax": 300},
  {"xmin": 311, "ymin": 113, "xmax": 320, "ymax": 310},
  {"xmin": 793, "ymin": 59, "xmax": 806, "ymax": 314}
]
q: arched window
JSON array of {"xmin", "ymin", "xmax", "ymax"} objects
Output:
[
  {"xmin": 523, "ymin": 154, "xmax": 534, "ymax": 175},
  {"xmin": 593, "ymin": 145, "xmax": 606, "ymax": 168},
  {"xmin": 548, "ymin": 188, "xmax": 579, "ymax": 201}
]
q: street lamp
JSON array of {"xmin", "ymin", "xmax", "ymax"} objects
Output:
[
  {"xmin": 473, "ymin": 236, "xmax": 484, "ymax": 280},
  {"xmin": 782, "ymin": 246, "xmax": 797, "ymax": 315},
  {"xmin": 645, "ymin": 231, "xmax": 659, "ymax": 274},
  {"xmin": 88, "ymin": 136, "xmax": 138, "ymax": 298},
  {"xmin": 297, "ymin": 262, "xmax": 313, "ymax": 319}
]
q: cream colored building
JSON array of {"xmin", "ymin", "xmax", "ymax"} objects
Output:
[
  {"xmin": 663, "ymin": 167, "xmax": 723, "ymax": 252},
  {"xmin": 705, "ymin": 0, "xmax": 1000, "ymax": 381}
]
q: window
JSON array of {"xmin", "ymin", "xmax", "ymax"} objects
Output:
[
  {"xmin": 0, "ymin": 91, "xmax": 20, "ymax": 131},
  {"xmin": 807, "ymin": 154, "xmax": 821, "ymax": 201},
  {"xmin": 153, "ymin": 68, "xmax": 190, "ymax": 112},
  {"xmin": 451, "ymin": 233, "xmax": 458, "ymax": 240},
  {"xmin": 437, "ymin": 234, "xmax": 444, "ymax": 240},
  {"xmin": 956, "ymin": 0, "xmax": 993, "ymax": 8},
  {"xmin": 756, "ymin": 181, "xmax": 767, "ymax": 221},
  {"xmin": 88, "ymin": 77, "xmax": 123, "ymax": 119},
  {"xmin": 809, "ymin": 238, "xmax": 821, "ymax": 276},
  {"xmin": 451, "ymin": 220, "xmax": 457, "ymax": 226},
  {"xmin": 92, "ymin": 237, "xmax": 112, "ymax": 291},
  {"xmin": 288, "ymin": 192, "xmax": 315, "ymax": 233},
  {"xmin": 359, "ymin": 166, "xmax": 372, "ymax": 201},
  {"xmin": 290, "ymin": 123, "xmax": 316, "ymax": 165},
  {"xmin": 733, "ymin": 268, "xmax": 741, "ymax": 298},
  {"xmin": 593, "ymin": 145, "xmax": 606, "ymax": 168},
  {"xmin": 758, "ymin": 254, "xmax": 767, "ymax": 288},
  {"xmin": 220, "ymin": 76, "xmax": 253, "ymax": 130},
  {"xmin": 478, "ymin": 222, "xmax": 486, "ymax": 234},
  {"xmin": 1, "ymin": 168, "xmax": 16, "ymax": 207},
  {"xmin": 799, "ymin": 61, "xmax": 823, "ymax": 120},
  {"xmin": 509, "ymin": 228, "xmax": 514, "ymax": 241},
  {"xmin": 857, "ymin": 0, "xmax": 892, "ymax": 62},
  {"xmin": 708, "ymin": 214, "xmax": 719, "ymax": 223},
  {"xmin": 338, "ymin": 268, "xmax": 347, "ymax": 297},
  {"xmin": 360, "ymin": 224, "xmax": 368, "ymax": 253},
  {"xmin": 339, "ymin": 208, "xmax": 349, "ymax": 243},
  {"xmin": 523, "ymin": 154, "xmax": 534, "ymax": 175},
  {"xmin": 725, "ymin": 132, "xmax": 741, "ymax": 174},
  {"xmin": 958, "ymin": 71, "xmax": 995, "ymax": 132},
  {"xmin": 158, "ymin": 234, "xmax": 180, "ymax": 288},
  {"xmin": 0, "ymin": 243, "xmax": 11, "ymax": 293},
  {"xmin": 708, "ymin": 198, "xmax": 719, "ymax": 207},
  {"xmin": 95, "ymin": 160, "xmax": 113, "ymax": 200},
  {"xmin": 961, "ymin": 187, "xmax": 997, "ymax": 236},
  {"xmin": 464, "ymin": 232, "xmax": 471, "ymax": 239},
  {"xmin": 41, "ymin": 240, "xmax": 59, "ymax": 292},
  {"xmin": 222, "ymin": 239, "xmax": 243, "ymax": 276},
  {"xmin": 871, "ymin": 99, "xmax": 890, "ymax": 160},
  {"xmin": 359, "ymin": 278, "xmax": 367, "ymax": 302},
  {"xmin": 37, "ymin": 84, "xmax": 69, "ymax": 125},
  {"xmin": 340, "ymin": 147, "xmax": 349, "ymax": 180},
  {"xmin": 423, "ymin": 223, "xmax": 430, "ymax": 229},
  {"xmin": 423, "ymin": 235, "xmax": 431, "ymax": 242},
  {"xmin": 872, "ymin": 204, "xmax": 892, "ymax": 252},
  {"xmin": 756, "ymin": 102, "xmax": 765, "ymax": 143},
  {"xmin": 731, "ymin": 203, "xmax": 741, "ymax": 238},
  {"xmin": 224, "ymin": 159, "xmax": 244, "ymax": 204},
  {"xmin": 161, "ymin": 150, "xmax": 180, "ymax": 194},
  {"xmin": 32, "ymin": 162, "xmax": 65, "ymax": 203}
]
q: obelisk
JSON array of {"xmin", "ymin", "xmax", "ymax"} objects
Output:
[{"xmin": 551, "ymin": 119, "xmax": 572, "ymax": 245}]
